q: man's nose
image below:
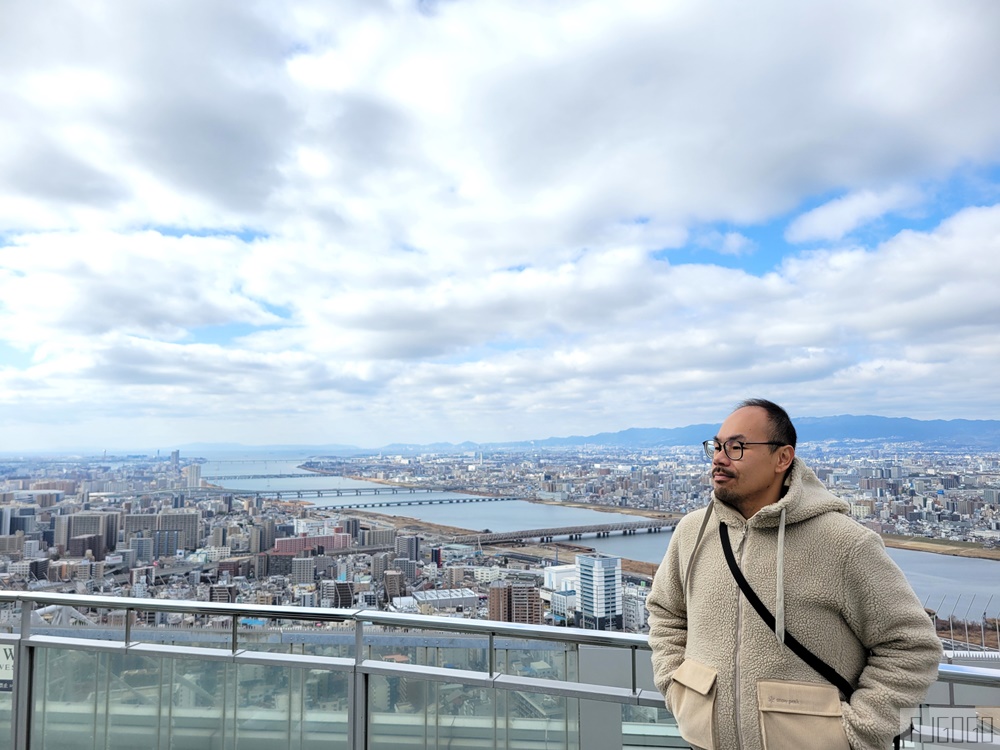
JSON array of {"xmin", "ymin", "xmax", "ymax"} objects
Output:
[{"xmin": 713, "ymin": 448, "xmax": 731, "ymax": 467}]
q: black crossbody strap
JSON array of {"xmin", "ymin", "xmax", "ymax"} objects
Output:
[{"xmin": 719, "ymin": 522, "xmax": 855, "ymax": 700}]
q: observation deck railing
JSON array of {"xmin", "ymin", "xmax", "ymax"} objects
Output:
[{"xmin": 0, "ymin": 592, "xmax": 995, "ymax": 750}]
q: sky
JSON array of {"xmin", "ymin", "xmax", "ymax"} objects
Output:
[{"xmin": 1, "ymin": 0, "xmax": 1000, "ymax": 452}]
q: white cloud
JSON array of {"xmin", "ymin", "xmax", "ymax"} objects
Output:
[
  {"xmin": 785, "ymin": 185, "xmax": 925, "ymax": 243},
  {"xmin": 1, "ymin": 1, "xmax": 1000, "ymax": 448}
]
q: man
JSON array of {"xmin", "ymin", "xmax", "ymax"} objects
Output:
[{"xmin": 647, "ymin": 399, "xmax": 941, "ymax": 750}]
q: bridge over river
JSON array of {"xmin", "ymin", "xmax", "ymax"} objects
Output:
[
  {"xmin": 232, "ymin": 490, "xmax": 523, "ymax": 508},
  {"xmin": 450, "ymin": 520, "xmax": 675, "ymax": 545}
]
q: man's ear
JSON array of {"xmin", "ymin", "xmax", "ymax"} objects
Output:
[{"xmin": 775, "ymin": 445, "xmax": 795, "ymax": 474}]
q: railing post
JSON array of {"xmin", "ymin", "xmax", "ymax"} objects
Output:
[
  {"xmin": 231, "ymin": 614, "xmax": 238, "ymax": 654},
  {"xmin": 352, "ymin": 619, "xmax": 367, "ymax": 750},
  {"xmin": 13, "ymin": 600, "xmax": 33, "ymax": 750},
  {"xmin": 630, "ymin": 645, "xmax": 638, "ymax": 694},
  {"xmin": 489, "ymin": 631, "xmax": 496, "ymax": 677}
]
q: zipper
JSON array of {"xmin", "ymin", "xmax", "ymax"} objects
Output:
[{"xmin": 733, "ymin": 524, "xmax": 749, "ymax": 750}]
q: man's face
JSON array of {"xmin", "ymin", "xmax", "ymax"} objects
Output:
[{"xmin": 712, "ymin": 406, "xmax": 791, "ymax": 515}]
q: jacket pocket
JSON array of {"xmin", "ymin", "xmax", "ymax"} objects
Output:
[
  {"xmin": 668, "ymin": 658, "xmax": 718, "ymax": 750},
  {"xmin": 757, "ymin": 679, "xmax": 850, "ymax": 750}
]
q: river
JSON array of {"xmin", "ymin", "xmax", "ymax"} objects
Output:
[{"xmin": 202, "ymin": 457, "xmax": 1000, "ymax": 617}]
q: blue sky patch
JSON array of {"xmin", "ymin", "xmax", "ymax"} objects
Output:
[{"xmin": 145, "ymin": 226, "xmax": 269, "ymax": 243}]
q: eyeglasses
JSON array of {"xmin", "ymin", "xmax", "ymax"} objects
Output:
[{"xmin": 703, "ymin": 439, "xmax": 785, "ymax": 461}]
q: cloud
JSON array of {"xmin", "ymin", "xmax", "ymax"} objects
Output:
[
  {"xmin": 785, "ymin": 185, "xmax": 925, "ymax": 243},
  {"xmin": 1, "ymin": 1, "xmax": 1000, "ymax": 448}
]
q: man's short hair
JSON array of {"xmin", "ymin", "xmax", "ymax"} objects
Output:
[{"xmin": 735, "ymin": 398, "xmax": 797, "ymax": 450}]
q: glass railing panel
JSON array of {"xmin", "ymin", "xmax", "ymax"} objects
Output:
[
  {"xmin": 0, "ymin": 689, "xmax": 10, "ymax": 750},
  {"xmin": 235, "ymin": 661, "xmax": 292, "ymax": 747},
  {"xmin": 103, "ymin": 652, "xmax": 163, "ymax": 750},
  {"xmin": 301, "ymin": 668, "xmax": 350, "ymax": 750},
  {"xmin": 368, "ymin": 675, "xmax": 498, "ymax": 750},
  {"xmin": 31, "ymin": 647, "xmax": 100, "ymax": 750},
  {"xmin": 294, "ymin": 623, "xmax": 357, "ymax": 660},
  {"xmin": 494, "ymin": 637, "xmax": 578, "ymax": 683},
  {"xmin": 166, "ymin": 658, "xmax": 233, "ymax": 750},
  {"xmin": 621, "ymin": 704, "xmax": 686, "ymax": 748},
  {"xmin": 364, "ymin": 629, "xmax": 491, "ymax": 676},
  {"xmin": 504, "ymin": 691, "xmax": 577, "ymax": 750}
]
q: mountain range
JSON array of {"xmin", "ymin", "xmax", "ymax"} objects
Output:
[{"xmin": 171, "ymin": 415, "xmax": 1000, "ymax": 455}]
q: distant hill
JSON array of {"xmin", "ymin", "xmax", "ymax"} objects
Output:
[
  {"xmin": 378, "ymin": 416, "xmax": 1000, "ymax": 453},
  {"xmin": 517, "ymin": 414, "xmax": 1000, "ymax": 450},
  {"xmin": 516, "ymin": 416, "xmax": 1000, "ymax": 451},
  {"xmin": 148, "ymin": 416, "xmax": 1000, "ymax": 456}
]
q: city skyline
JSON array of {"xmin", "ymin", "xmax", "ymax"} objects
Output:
[{"xmin": 2, "ymin": 2, "xmax": 1000, "ymax": 451}]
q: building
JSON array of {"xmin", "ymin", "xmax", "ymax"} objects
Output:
[
  {"xmin": 575, "ymin": 553, "xmax": 623, "ymax": 631},
  {"xmin": 622, "ymin": 583, "xmax": 649, "ymax": 633},
  {"xmin": 543, "ymin": 563, "xmax": 578, "ymax": 592},
  {"xmin": 275, "ymin": 533, "xmax": 351, "ymax": 555},
  {"xmin": 123, "ymin": 513, "xmax": 159, "ymax": 542},
  {"xmin": 362, "ymin": 528, "xmax": 396, "ymax": 546},
  {"xmin": 320, "ymin": 580, "xmax": 354, "ymax": 608},
  {"xmin": 184, "ymin": 464, "xmax": 202, "ymax": 489},
  {"xmin": 487, "ymin": 580, "xmax": 543, "ymax": 624},
  {"xmin": 411, "ymin": 588, "xmax": 478, "ymax": 614},
  {"xmin": 383, "ymin": 570, "xmax": 405, "ymax": 601},
  {"xmin": 395, "ymin": 535, "xmax": 419, "ymax": 561},
  {"xmin": 291, "ymin": 557, "xmax": 316, "ymax": 585},
  {"xmin": 159, "ymin": 511, "xmax": 201, "ymax": 550},
  {"xmin": 393, "ymin": 558, "xmax": 418, "ymax": 582},
  {"xmin": 151, "ymin": 529, "xmax": 182, "ymax": 560},
  {"xmin": 129, "ymin": 536, "xmax": 153, "ymax": 564},
  {"xmin": 370, "ymin": 551, "xmax": 391, "ymax": 582},
  {"xmin": 551, "ymin": 590, "xmax": 576, "ymax": 626}
]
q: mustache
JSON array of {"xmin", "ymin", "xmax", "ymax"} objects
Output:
[{"xmin": 713, "ymin": 469, "xmax": 735, "ymax": 478}]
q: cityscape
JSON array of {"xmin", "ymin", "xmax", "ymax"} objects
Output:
[
  {"xmin": 2, "ymin": 434, "xmax": 998, "ymax": 642},
  {"xmin": 2, "ymin": 1, "xmax": 999, "ymax": 745}
]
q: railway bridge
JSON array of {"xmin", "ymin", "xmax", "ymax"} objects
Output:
[{"xmin": 451, "ymin": 520, "xmax": 675, "ymax": 545}]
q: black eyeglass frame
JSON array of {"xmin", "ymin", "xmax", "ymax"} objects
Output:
[{"xmin": 702, "ymin": 439, "xmax": 786, "ymax": 461}]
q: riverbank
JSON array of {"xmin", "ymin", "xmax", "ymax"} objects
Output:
[
  {"xmin": 882, "ymin": 534, "xmax": 1000, "ymax": 561},
  {"xmin": 304, "ymin": 479, "xmax": 1000, "ymax": 564},
  {"xmin": 529, "ymin": 499, "xmax": 1000, "ymax": 561}
]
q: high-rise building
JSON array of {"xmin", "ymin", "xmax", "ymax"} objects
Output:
[
  {"xmin": 487, "ymin": 580, "xmax": 542, "ymax": 624},
  {"xmin": 129, "ymin": 536, "xmax": 153, "ymax": 564},
  {"xmin": 320, "ymin": 580, "xmax": 354, "ymax": 608},
  {"xmin": 58, "ymin": 513, "xmax": 117, "ymax": 555},
  {"xmin": 291, "ymin": 557, "xmax": 315, "ymax": 585},
  {"xmin": 123, "ymin": 514, "xmax": 158, "ymax": 542},
  {"xmin": 341, "ymin": 518, "xmax": 361, "ymax": 540},
  {"xmin": 575, "ymin": 553, "xmax": 623, "ymax": 631},
  {"xmin": 371, "ymin": 552, "xmax": 391, "ymax": 582},
  {"xmin": 383, "ymin": 570, "xmax": 405, "ymax": 600},
  {"xmin": 151, "ymin": 529, "xmax": 181, "ymax": 560},
  {"xmin": 68, "ymin": 534, "xmax": 103, "ymax": 560},
  {"xmin": 395, "ymin": 535, "xmax": 419, "ymax": 561},
  {"xmin": 393, "ymin": 558, "xmax": 418, "ymax": 582},
  {"xmin": 159, "ymin": 511, "xmax": 201, "ymax": 550},
  {"xmin": 184, "ymin": 464, "xmax": 202, "ymax": 489},
  {"xmin": 362, "ymin": 528, "xmax": 396, "ymax": 546}
]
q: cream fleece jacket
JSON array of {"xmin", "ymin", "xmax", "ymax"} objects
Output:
[{"xmin": 647, "ymin": 458, "xmax": 942, "ymax": 750}]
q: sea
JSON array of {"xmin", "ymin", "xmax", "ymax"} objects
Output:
[{"xmin": 202, "ymin": 456, "xmax": 1000, "ymax": 618}]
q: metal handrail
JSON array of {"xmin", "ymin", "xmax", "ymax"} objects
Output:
[
  {"xmin": 3, "ymin": 590, "xmax": 999, "ymax": 688},
  {"xmin": 0, "ymin": 590, "xmax": 650, "ymax": 650}
]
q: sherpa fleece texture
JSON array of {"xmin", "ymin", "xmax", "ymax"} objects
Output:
[{"xmin": 647, "ymin": 458, "xmax": 942, "ymax": 750}]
